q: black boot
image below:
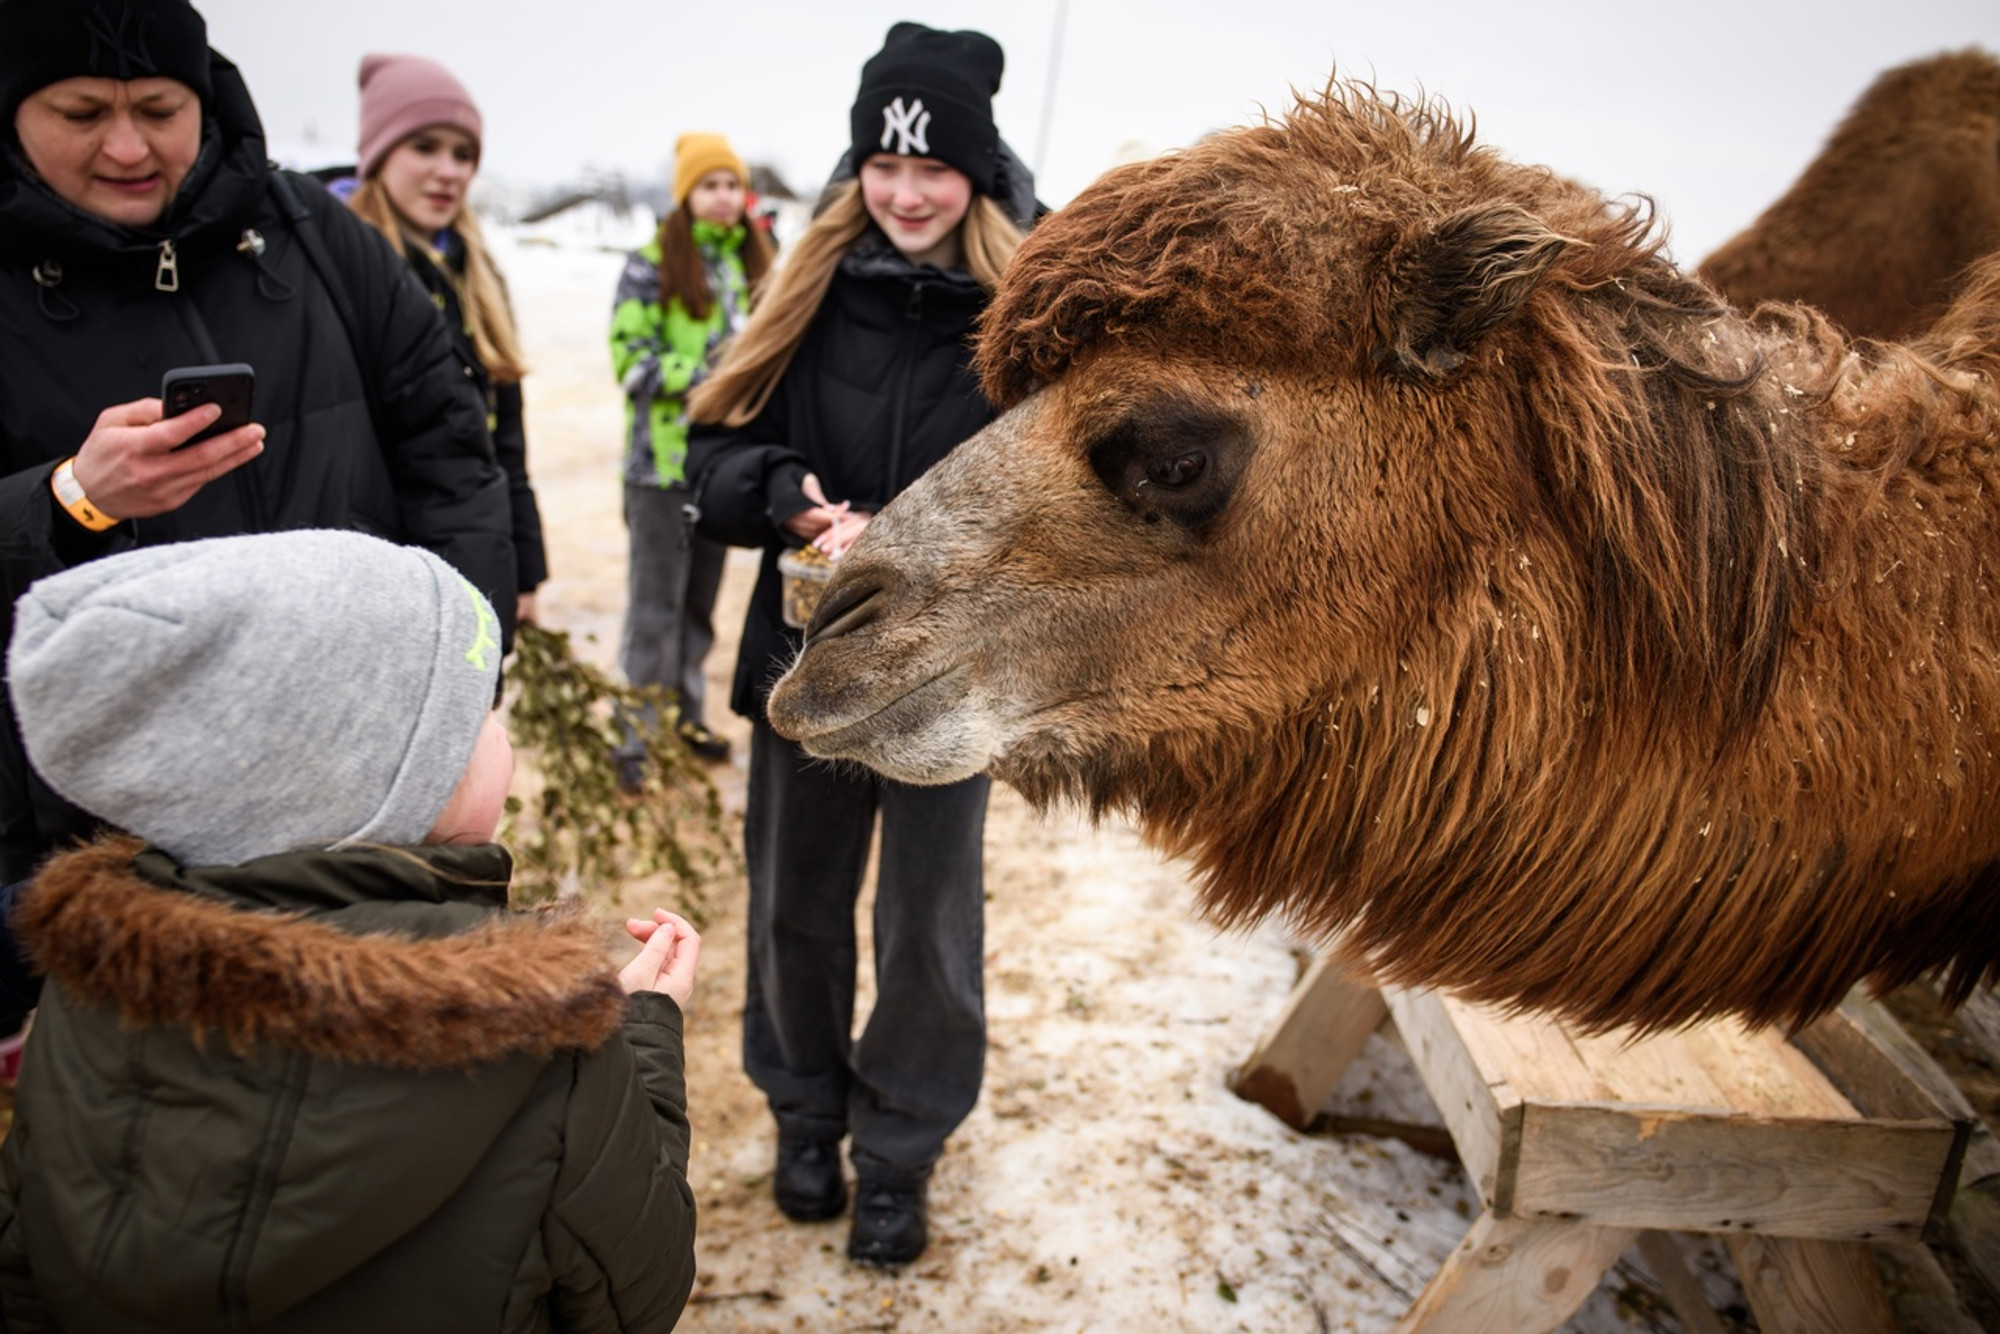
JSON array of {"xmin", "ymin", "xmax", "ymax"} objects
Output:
[
  {"xmin": 677, "ymin": 718, "xmax": 732, "ymax": 763},
  {"xmin": 847, "ymin": 1178, "xmax": 928, "ymax": 1266},
  {"xmin": 773, "ymin": 1135, "xmax": 846, "ymax": 1221}
]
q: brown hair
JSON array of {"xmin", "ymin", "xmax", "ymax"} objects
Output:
[
  {"xmin": 656, "ymin": 205, "xmax": 775, "ymax": 322},
  {"xmin": 350, "ymin": 175, "xmax": 530, "ymax": 384},
  {"xmin": 689, "ymin": 180, "xmax": 1024, "ymax": 427}
]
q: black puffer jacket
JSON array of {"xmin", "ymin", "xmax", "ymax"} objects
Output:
[
  {"xmin": 0, "ymin": 54, "xmax": 514, "ymax": 882},
  {"xmin": 403, "ymin": 236, "xmax": 548, "ymax": 593},
  {"xmin": 0, "ymin": 839, "xmax": 696, "ymax": 1333},
  {"xmin": 688, "ymin": 232, "xmax": 996, "ymax": 720}
]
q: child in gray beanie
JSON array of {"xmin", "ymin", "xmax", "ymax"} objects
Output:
[{"xmin": 0, "ymin": 529, "xmax": 701, "ymax": 1331}]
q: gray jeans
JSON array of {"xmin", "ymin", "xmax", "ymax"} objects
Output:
[
  {"xmin": 618, "ymin": 481, "xmax": 726, "ymax": 735},
  {"xmin": 743, "ymin": 722, "xmax": 991, "ymax": 1186}
]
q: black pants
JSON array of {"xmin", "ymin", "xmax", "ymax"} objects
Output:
[
  {"xmin": 618, "ymin": 481, "xmax": 726, "ymax": 735},
  {"xmin": 743, "ymin": 722, "xmax": 990, "ymax": 1187}
]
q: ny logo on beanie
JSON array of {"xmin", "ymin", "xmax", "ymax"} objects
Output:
[{"xmin": 880, "ymin": 97, "xmax": 931, "ymax": 156}]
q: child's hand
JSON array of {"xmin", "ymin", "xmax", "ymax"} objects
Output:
[{"xmin": 619, "ymin": 908, "xmax": 702, "ymax": 1006}]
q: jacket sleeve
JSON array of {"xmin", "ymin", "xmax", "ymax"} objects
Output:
[
  {"xmin": 0, "ymin": 456, "xmax": 135, "ymax": 607},
  {"xmin": 609, "ymin": 253, "xmax": 702, "ymax": 402},
  {"xmin": 541, "ymin": 991, "xmax": 696, "ymax": 1333},
  {"xmin": 0, "ymin": 1117, "xmax": 57, "ymax": 1331},
  {"xmin": 295, "ymin": 175, "xmax": 518, "ymax": 643},
  {"xmin": 0, "ymin": 458, "xmax": 133, "ymax": 882},
  {"xmin": 684, "ymin": 379, "xmax": 814, "ymax": 550},
  {"xmin": 491, "ymin": 381, "xmax": 547, "ymax": 592}
]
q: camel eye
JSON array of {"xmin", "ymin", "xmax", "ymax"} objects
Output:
[
  {"xmin": 1145, "ymin": 452, "xmax": 1207, "ymax": 488},
  {"xmin": 1086, "ymin": 398, "xmax": 1251, "ymax": 537}
]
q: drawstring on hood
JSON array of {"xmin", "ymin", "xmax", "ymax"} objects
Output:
[
  {"xmin": 29, "ymin": 257, "xmax": 76, "ymax": 321},
  {"xmin": 236, "ymin": 227, "xmax": 296, "ymax": 303}
]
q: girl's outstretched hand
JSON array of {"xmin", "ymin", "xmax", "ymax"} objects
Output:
[{"xmin": 619, "ymin": 908, "xmax": 702, "ymax": 1006}]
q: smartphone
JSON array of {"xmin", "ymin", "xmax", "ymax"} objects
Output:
[{"xmin": 161, "ymin": 363, "xmax": 255, "ymax": 449}]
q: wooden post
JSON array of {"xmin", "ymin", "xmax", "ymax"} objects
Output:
[
  {"xmin": 1633, "ymin": 1231, "xmax": 1729, "ymax": 1334},
  {"xmin": 1725, "ymin": 1235, "xmax": 1896, "ymax": 1333},
  {"xmin": 1388, "ymin": 1211, "xmax": 1638, "ymax": 1334},
  {"xmin": 1228, "ymin": 954, "xmax": 1385, "ymax": 1130}
]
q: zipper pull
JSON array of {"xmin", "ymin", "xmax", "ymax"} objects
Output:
[{"xmin": 155, "ymin": 240, "xmax": 179, "ymax": 292}]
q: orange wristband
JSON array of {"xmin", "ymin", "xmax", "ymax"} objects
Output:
[{"xmin": 50, "ymin": 457, "xmax": 120, "ymax": 532}]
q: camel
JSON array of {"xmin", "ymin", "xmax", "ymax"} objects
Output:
[
  {"xmin": 764, "ymin": 80, "xmax": 2000, "ymax": 1035},
  {"xmin": 1698, "ymin": 48, "xmax": 2000, "ymax": 343}
]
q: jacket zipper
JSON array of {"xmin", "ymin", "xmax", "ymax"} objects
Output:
[
  {"xmin": 886, "ymin": 280, "xmax": 924, "ymax": 493},
  {"xmin": 158, "ymin": 237, "xmax": 268, "ymax": 529}
]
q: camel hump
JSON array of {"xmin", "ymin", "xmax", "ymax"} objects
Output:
[{"xmin": 1698, "ymin": 47, "xmax": 2000, "ymax": 343}]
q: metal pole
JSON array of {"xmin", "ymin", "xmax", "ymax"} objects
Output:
[{"xmin": 1033, "ymin": 0, "xmax": 1070, "ymax": 183}]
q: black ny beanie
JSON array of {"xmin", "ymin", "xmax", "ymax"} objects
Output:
[
  {"xmin": 0, "ymin": 0, "xmax": 212, "ymax": 123},
  {"xmin": 849, "ymin": 21, "xmax": 1003, "ymax": 197}
]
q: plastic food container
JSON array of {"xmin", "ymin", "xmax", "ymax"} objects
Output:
[{"xmin": 778, "ymin": 546, "xmax": 835, "ymax": 629}]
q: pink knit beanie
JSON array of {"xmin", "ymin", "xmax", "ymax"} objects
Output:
[{"xmin": 357, "ymin": 53, "xmax": 482, "ymax": 180}]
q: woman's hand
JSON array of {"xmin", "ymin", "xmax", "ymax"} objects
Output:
[
  {"xmin": 619, "ymin": 908, "xmax": 702, "ymax": 1006},
  {"xmin": 780, "ymin": 470, "xmax": 850, "ymax": 542},
  {"xmin": 68, "ymin": 397, "xmax": 265, "ymax": 521},
  {"xmin": 813, "ymin": 507, "xmax": 871, "ymax": 560}
]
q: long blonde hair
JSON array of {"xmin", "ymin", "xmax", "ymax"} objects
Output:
[
  {"xmin": 349, "ymin": 176, "xmax": 530, "ymax": 384},
  {"xmin": 688, "ymin": 180, "xmax": 1024, "ymax": 427}
]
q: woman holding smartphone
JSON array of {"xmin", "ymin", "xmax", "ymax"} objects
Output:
[{"xmin": 0, "ymin": 0, "xmax": 514, "ymax": 890}]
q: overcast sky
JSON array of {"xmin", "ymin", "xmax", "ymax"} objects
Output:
[{"xmin": 195, "ymin": 0, "xmax": 1997, "ymax": 265}]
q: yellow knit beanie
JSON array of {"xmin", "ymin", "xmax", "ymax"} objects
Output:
[{"xmin": 673, "ymin": 132, "xmax": 749, "ymax": 205}]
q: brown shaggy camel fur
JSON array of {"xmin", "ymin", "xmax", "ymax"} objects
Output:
[
  {"xmin": 766, "ymin": 80, "xmax": 2000, "ymax": 1034},
  {"xmin": 1699, "ymin": 48, "xmax": 2000, "ymax": 342}
]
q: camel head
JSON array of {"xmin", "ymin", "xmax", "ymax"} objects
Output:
[{"xmin": 769, "ymin": 81, "xmax": 2000, "ymax": 1032}]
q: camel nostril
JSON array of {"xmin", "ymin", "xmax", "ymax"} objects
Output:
[{"xmin": 804, "ymin": 574, "xmax": 883, "ymax": 643}]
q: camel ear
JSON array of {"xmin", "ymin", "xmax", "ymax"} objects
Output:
[{"xmin": 1373, "ymin": 204, "xmax": 1574, "ymax": 381}]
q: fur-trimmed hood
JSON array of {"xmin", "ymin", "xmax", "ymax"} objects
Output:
[{"xmin": 17, "ymin": 837, "xmax": 628, "ymax": 1068}]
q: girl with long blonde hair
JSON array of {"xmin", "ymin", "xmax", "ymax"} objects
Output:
[{"xmin": 683, "ymin": 20, "xmax": 1031, "ymax": 1271}]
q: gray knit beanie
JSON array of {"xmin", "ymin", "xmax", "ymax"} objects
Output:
[{"xmin": 7, "ymin": 530, "xmax": 502, "ymax": 867}]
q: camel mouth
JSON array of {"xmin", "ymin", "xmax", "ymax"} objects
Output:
[{"xmin": 774, "ymin": 662, "xmax": 988, "ymax": 780}]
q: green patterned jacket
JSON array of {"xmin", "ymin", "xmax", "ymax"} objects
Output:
[{"xmin": 609, "ymin": 219, "xmax": 751, "ymax": 487}]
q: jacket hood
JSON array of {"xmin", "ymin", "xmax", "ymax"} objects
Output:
[
  {"xmin": 0, "ymin": 50, "xmax": 270, "ymax": 260},
  {"xmin": 12, "ymin": 838, "xmax": 633, "ymax": 1326},
  {"xmin": 18, "ymin": 838, "xmax": 627, "ymax": 1068}
]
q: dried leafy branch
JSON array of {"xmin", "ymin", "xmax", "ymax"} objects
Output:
[{"xmin": 501, "ymin": 622, "xmax": 734, "ymax": 920}]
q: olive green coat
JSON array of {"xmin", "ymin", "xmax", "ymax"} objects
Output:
[{"xmin": 0, "ymin": 839, "xmax": 695, "ymax": 1332}]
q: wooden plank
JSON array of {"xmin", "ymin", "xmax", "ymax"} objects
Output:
[
  {"xmin": 1508, "ymin": 1104, "xmax": 1955, "ymax": 1239},
  {"xmin": 1439, "ymin": 997, "xmax": 1604, "ymax": 1104},
  {"xmin": 1792, "ymin": 990, "xmax": 1975, "ymax": 1238},
  {"xmin": 1935, "ymin": 980, "xmax": 2000, "ymax": 1073},
  {"xmin": 1566, "ymin": 1025, "xmax": 1735, "ymax": 1112},
  {"xmin": 1793, "ymin": 991, "xmax": 1977, "ymax": 1125},
  {"xmin": 1228, "ymin": 954, "xmax": 1386, "ymax": 1130},
  {"xmin": 1385, "ymin": 989, "xmax": 1516, "ymax": 1208},
  {"xmin": 1725, "ymin": 1235, "xmax": 1895, "ymax": 1333},
  {"xmin": 1943, "ymin": 1126, "xmax": 2000, "ymax": 1309},
  {"xmin": 1388, "ymin": 1211, "xmax": 1637, "ymax": 1334},
  {"xmin": 1633, "ymin": 1231, "xmax": 1730, "ymax": 1334},
  {"xmin": 1675, "ymin": 1020, "xmax": 1857, "ymax": 1121}
]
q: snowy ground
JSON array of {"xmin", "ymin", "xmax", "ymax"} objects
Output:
[{"xmin": 502, "ymin": 229, "xmax": 1735, "ymax": 1333}]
